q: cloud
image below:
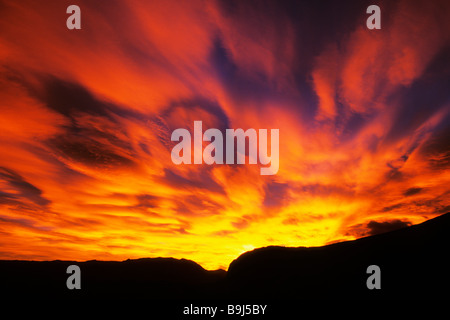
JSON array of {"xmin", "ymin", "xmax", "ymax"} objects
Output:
[
  {"xmin": 0, "ymin": 167, "xmax": 51, "ymax": 207},
  {"xmin": 263, "ymin": 182, "xmax": 290, "ymax": 208},
  {"xmin": 161, "ymin": 168, "xmax": 226, "ymax": 195},
  {"xmin": 366, "ymin": 219, "xmax": 412, "ymax": 236},
  {"xmin": 404, "ymin": 187, "xmax": 423, "ymax": 197},
  {"xmin": 0, "ymin": 215, "xmax": 53, "ymax": 232},
  {"xmin": 345, "ymin": 218, "xmax": 412, "ymax": 237}
]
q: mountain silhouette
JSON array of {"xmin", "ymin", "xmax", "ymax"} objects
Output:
[
  {"xmin": 0, "ymin": 257, "xmax": 226, "ymax": 299},
  {"xmin": 1, "ymin": 212, "xmax": 449, "ymax": 300},
  {"xmin": 227, "ymin": 212, "xmax": 450, "ymax": 299}
]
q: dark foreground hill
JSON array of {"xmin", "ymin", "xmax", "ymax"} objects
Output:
[
  {"xmin": 1, "ymin": 212, "xmax": 449, "ymax": 300},
  {"xmin": 226, "ymin": 212, "xmax": 450, "ymax": 300},
  {"xmin": 0, "ymin": 257, "xmax": 226, "ymax": 299}
]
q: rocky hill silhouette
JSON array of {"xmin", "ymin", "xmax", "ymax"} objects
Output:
[
  {"xmin": 226, "ymin": 212, "xmax": 450, "ymax": 299},
  {"xmin": 0, "ymin": 257, "xmax": 226, "ymax": 299},
  {"xmin": 1, "ymin": 212, "xmax": 449, "ymax": 300}
]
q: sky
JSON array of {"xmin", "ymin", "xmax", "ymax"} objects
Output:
[{"xmin": 0, "ymin": 0, "xmax": 449, "ymax": 270}]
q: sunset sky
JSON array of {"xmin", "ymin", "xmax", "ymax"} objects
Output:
[{"xmin": 0, "ymin": 0, "xmax": 449, "ymax": 270}]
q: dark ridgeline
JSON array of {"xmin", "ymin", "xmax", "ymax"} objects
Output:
[
  {"xmin": 0, "ymin": 258, "xmax": 227, "ymax": 299},
  {"xmin": 227, "ymin": 212, "xmax": 450, "ymax": 300},
  {"xmin": 0, "ymin": 212, "xmax": 449, "ymax": 300}
]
